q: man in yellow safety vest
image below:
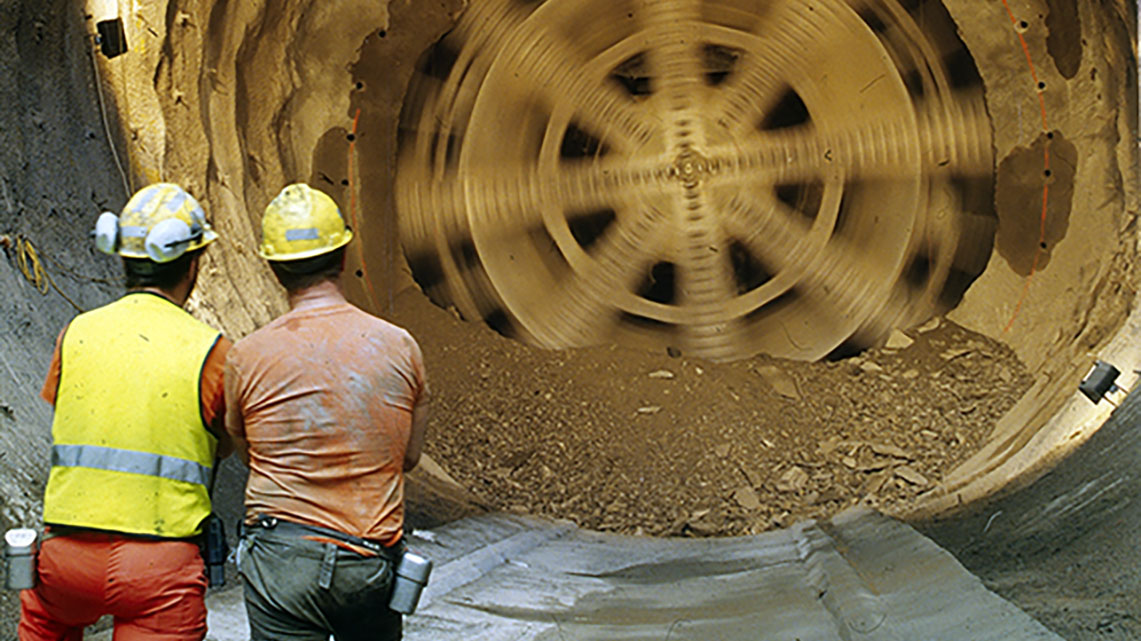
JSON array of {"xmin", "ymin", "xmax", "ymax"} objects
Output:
[{"xmin": 19, "ymin": 183, "xmax": 232, "ymax": 640}]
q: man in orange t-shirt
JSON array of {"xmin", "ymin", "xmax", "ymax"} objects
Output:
[{"xmin": 225, "ymin": 184, "xmax": 428, "ymax": 641}]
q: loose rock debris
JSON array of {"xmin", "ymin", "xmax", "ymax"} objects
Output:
[{"xmin": 396, "ymin": 292, "xmax": 1032, "ymax": 537}]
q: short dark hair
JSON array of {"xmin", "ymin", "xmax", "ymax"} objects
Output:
[
  {"xmin": 122, "ymin": 249, "xmax": 201, "ymax": 290},
  {"xmin": 268, "ymin": 247, "xmax": 344, "ymax": 293}
]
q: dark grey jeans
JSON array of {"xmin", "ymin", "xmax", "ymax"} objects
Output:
[{"xmin": 237, "ymin": 528, "xmax": 401, "ymax": 641}]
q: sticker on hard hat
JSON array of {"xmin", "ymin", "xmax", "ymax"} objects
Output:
[
  {"xmin": 285, "ymin": 228, "xmax": 321, "ymax": 241},
  {"xmin": 119, "ymin": 226, "xmax": 149, "ymax": 238}
]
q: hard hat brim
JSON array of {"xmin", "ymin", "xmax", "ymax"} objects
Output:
[{"xmin": 258, "ymin": 228, "xmax": 353, "ymax": 262}]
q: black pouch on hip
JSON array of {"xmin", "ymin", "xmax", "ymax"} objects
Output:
[{"xmin": 201, "ymin": 514, "xmax": 228, "ymax": 588}]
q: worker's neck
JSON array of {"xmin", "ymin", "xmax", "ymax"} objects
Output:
[
  {"xmin": 133, "ymin": 286, "xmax": 184, "ymax": 306},
  {"xmin": 287, "ymin": 278, "xmax": 345, "ymax": 312},
  {"xmin": 128, "ymin": 256, "xmax": 197, "ymax": 308}
]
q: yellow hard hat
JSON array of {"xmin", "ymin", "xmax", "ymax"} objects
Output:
[
  {"xmin": 259, "ymin": 184, "xmax": 353, "ymax": 261},
  {"xmin": 94, "ymin": 183, "xmax": 218, "ymax": 263}
]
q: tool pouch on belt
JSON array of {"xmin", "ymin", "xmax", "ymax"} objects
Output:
[{"xmin": 201, "ymin": 514, "xmax": 228, "ymax": 588}]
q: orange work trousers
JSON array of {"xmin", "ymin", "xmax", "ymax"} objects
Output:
[{"xmin": 18, "ymin": 530, "xmax": 207, "ymax": 641}]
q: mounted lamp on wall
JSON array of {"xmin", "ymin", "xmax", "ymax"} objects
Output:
[
  {"xmin": 91, "ymin": 0, "xmax": 127, "ymax": 58},
  {"xmin": 1078, "ymin": 360, "xmax": 1131, "ymax": 407}
]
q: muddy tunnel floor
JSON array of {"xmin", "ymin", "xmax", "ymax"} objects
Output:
[{"xmin": 388, "ymin": 288, "xmax": 1032, "ymax": 537}]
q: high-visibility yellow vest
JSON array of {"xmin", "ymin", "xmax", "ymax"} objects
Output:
[{"xmin": 44, "ymin": 292, "xmax": 221, "ymax": 538}]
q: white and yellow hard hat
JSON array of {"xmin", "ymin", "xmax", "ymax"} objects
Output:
[
  {"xmin": 94, "ymin": 183, "xmax": 218, "ymax": 263},
  {"xmin": 259, "ymin": 183, "xmax": 353, "ymax": 261}
]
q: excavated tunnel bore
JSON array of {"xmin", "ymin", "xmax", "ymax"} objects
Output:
[{"xmin": 0, "ymin": 0, "xmax": 1138, "ymax": 637}]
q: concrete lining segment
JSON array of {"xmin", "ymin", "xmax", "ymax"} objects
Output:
[
  {"xmin": 87, "ymin": 509, "xmax": 1059, "ymax": 641},
  {"xmin": 919, "ymin": 385, "xmax": 1141, "ymax": 637}
]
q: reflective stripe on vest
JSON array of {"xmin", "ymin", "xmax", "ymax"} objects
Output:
[
  {"xmin": 44, "ymin": 292, "xmax": 220, "ymax": 538},
  {"xmin": 52, "ymin": 444, "xmax": 212, "ymax": 487}
]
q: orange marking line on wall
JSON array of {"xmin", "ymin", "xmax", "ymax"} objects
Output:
[
  {"xmin": 1000, "ymin": 0, "xmax": 1052, "ymax": 334},
  {"xmin": 348, "ymin": 107, "xmax": 382, "ymax": 312}
]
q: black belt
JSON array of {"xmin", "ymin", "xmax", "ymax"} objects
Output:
[
  {"xmin": 246, "ymin": 516, "xmax": 402, "ymax": 560},
  {"xmin": 44, "ymin": 524, "xmax": 198, "ymax": 543}
]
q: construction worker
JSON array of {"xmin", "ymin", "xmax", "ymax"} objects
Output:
[
  {"xmin": 225, "ymin": 183, "xmax": 429, "ymax": 640},
  {"xmin": 19, "ymin": 183, "xmax": 232, "ymax": 640}
]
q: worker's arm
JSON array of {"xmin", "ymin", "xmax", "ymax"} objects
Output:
[
  {"xmin": 202, "ymin": 337, "xmax": 234, "ymax": 459},
  {"xmin": 223, "ymin": 357, "xmax": 250, "ymax": 466},
  {"xmin": 404, "ymin": 381, "xmax": 429, "ymax": 472},
  {"xmin": 40, "ymin": 326, "xmax": 66, "ymax": 406}
]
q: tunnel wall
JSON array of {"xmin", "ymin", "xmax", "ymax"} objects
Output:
[
  {"xmin": 908, "ymin": 0, "xmax": 1139, "ymax": 519},
  {"xmin": 0, "ymin": 0, "xmax": 129, "ymax": 626},
  {"xmin": 948, "ymin": 0, "xmax": 1138, "ymax": 372},
  {"xmin": 919, "ymin": 385, "xmax": 1141, "ymax": 638},
  {"xmin": 79, "ymin": 0, "xmax": 464, "ymax": 332}
]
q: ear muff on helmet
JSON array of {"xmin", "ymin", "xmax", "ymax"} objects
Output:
[
  {"xmin": 145, "ymin": 217, "xmax": 202, "ymax": 263},
  {"xmin": 94, "ymin": 183, "xmax": 217, "ymax": 263},
  {"xmin": 94, "ymin": 211, "xmax": 120, "ymax": 255}
]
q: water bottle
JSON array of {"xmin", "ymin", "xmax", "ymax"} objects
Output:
[
  {"xmin": 388, "ymin": 551, "xmax": 432, "ymax": 614},
  {"xmin": 4, "ymin": 529, "xmax": 38, "ymax": 590}
]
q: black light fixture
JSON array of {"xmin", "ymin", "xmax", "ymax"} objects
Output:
[
  {"xmin": 1079, "ymin": 360, "xmax": 1125, "ymax": 405},
  {"xmin": 92, "ymin": 1, "xmax": 127, "ymax": 58},
  {"xmin": 96, "ymin": 17, "xmax": 128, "ymax": 58}
]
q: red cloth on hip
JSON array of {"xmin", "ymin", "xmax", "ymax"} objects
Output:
[{"xmin": 18, "ymin": 531, "xmax": 207, "ymax": 641}]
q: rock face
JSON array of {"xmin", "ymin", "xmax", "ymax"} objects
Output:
[{"xmin": 0, "ymin": 0, "xmax": 125, "ymax": 625}]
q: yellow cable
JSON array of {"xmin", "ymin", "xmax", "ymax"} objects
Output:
[
  {"xmin": 2, "ymin": 234, "xmax": 85, "ymax": 312},
  {"xmin": 15, "ymin": 235, "xmax": 48, "ymax": 294}
]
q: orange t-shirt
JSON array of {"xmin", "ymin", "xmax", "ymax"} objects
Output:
[
  {"xmin": 41, "ymin": 325, "xmax": 230, "ymax": 435},
  {"xmin": 225, "ymin": 303, "xmax": 426, "ymax": 547}
]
